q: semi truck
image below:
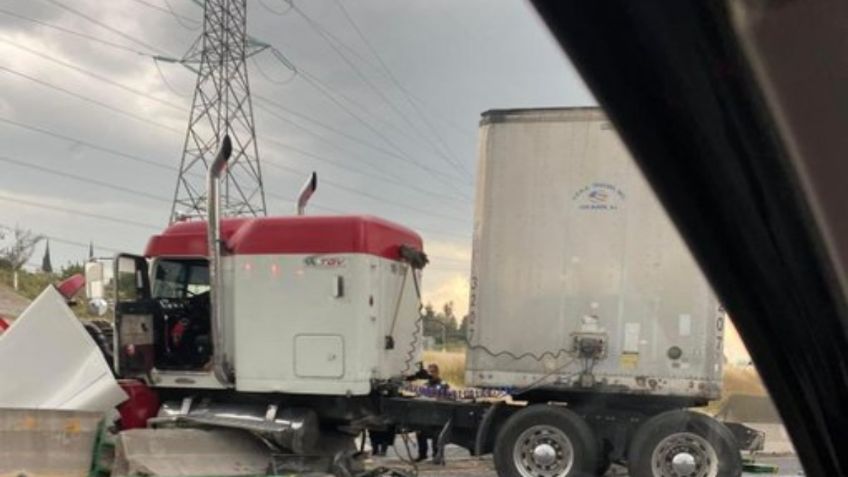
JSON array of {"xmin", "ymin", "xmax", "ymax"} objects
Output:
[{"xmin": 83, "ymin": 107, "xmax": 752, "ymax": 477}]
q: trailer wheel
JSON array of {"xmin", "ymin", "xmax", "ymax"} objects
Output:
[
  {"xmin": 595, "ymin": 444, "xmax": 612, "ymax": 476},
  {"xmin": 627, "ymin": 410, "xmax": 742, "ymax": 477},
  {"xmin": 494, "ymin": 405, "xmax": 598, "ymax": 477}
]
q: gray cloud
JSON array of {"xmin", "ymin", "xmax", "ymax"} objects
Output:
[{"xmin": 0, "ymin": 0, "xmax": 593, "ymax": 308}]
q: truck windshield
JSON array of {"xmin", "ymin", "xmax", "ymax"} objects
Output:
[{"xmin": 152, "ymin": 259, "xmax": 209, "ymax": 299}]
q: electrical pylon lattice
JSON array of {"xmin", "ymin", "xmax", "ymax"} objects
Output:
[{"xmin": 170, "ymin": 0, "xmax": 266, "ymax": 222}]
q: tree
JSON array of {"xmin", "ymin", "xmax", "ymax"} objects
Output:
[
  {"xmin": 422, "ymin": 303, "xmax": 440, "ymax": 338},
  {"xmin": 421, "ymin": 301, "xmax": 464, "ymax": 350},
  {"xmin": 458, "ymin": 314, "xmax": 469, "ymax": 340},
  {"xmin": 0, "ymin": 227, "xmax": 44, "ymax": 290},
  {"xmin": 443, "ymin": 302, "xmax": 458, "ymax": 338},
  {"xmin": 41, "ymin": 240, "xmax": 53, "ymax": 273},
  {"xmin": 60, "ymin": 262, "xmax": 85, "ymax": 280}
]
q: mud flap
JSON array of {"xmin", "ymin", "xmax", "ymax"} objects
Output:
[{"xmin": 724, "ymin": 421, "xmax": 766, "ymax": 452}]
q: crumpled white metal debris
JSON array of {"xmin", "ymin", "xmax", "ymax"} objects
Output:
[
  {"xmin": 112, "ymin": 428, "xmax": 273, "ymax": 476},
  {"xmin": 0, "ymin": 286, "xmax": 127, "ymax": 411}
]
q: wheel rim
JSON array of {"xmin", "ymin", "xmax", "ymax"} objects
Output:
[
  {"xmin": 650, "ymin": 432, "xmax": 719, "ymax": 477},
  {"xmin": 512, "ymin": 424, "xmax": 575, "ymax": 477}
]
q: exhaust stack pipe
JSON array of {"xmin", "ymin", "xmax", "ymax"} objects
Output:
[
  {"xmin": 207, "ymin": 136, "xmax": 233, "ymax": 387},
  {"xmin": 296, "ymin": 172, "xmax": 317, "ymax": 215}
]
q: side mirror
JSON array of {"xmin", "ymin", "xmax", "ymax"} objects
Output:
[
  {"xmin": 85, "ymin": 261, "xmax": 105, "ymax": 299},
  {"xmin": 87, "ymin": 298, "xmax": 109, "ymax": 317},
  {"xmin": 85, "ymin": 261, "xmax": 110, "ymax": 317}
]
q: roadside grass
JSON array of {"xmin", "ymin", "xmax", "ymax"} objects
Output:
[
  {"xmin": 423, "ymin": 349, "xmax": 466, "ymax": 387},
  {"xmin": 0, "ymin": 267, "xmax": 102, "ymax": 319},
  {"xmin": 722, "ymin": 365, "xmax": 767, "ymax": 396},
  {"xmin": 0, "ymin": 268, "xmax": 54, "ymax": 301},
  {"xmin": 704, "ymin": 364, "xmax": 768, "ymax": 414}
]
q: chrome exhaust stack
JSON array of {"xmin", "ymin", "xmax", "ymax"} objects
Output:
[
  {"xmin": 296, "ymin": 172, "xmax": 317, "ymax": 215},
  {"xmin": 207, "ymin": 136, "xmax": 233, "ymax": 387}
]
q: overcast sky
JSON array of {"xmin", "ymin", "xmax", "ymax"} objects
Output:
[{"xmin": 0, "ymin": 0, "xmax": 595, "ymax": 315}]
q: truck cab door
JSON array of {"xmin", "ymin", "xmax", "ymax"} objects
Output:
[{"xmin": 114, "ymin": 254, "xmax": 155, "ymax": 377}]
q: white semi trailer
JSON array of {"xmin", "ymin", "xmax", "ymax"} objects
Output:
[
  {"xmin": 468, "ymin": 107, "xmax": 723, "ymax": 399},
  {"xmin": 461, "ymin": 107, "xmax": 748, "ymax": 477},
  {"xmin": 80, "ymin": 110, "xmax": 755, "ymax": 477}
]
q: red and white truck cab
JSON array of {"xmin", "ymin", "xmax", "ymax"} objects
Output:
[{"xmin": 114, "ymin": 215, "xmax": 425, "ymax": 396}]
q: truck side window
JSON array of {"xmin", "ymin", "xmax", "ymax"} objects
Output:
[{"xmin": 152, "ymin": 259, "xmax": 209, "ymax": 299}]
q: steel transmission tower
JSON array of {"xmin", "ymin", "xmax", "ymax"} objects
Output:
[{"xmin": 170, "ymin": 0, "xmax": 267, "ymax": 222}]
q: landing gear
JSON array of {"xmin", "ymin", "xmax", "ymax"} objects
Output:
[
  {"xmin": 627, "ymin": 410, "xmax": 742, "ymax": 477},
  {"xmin": 494, "ymin": 405, "xmax": 598, "ymax": 477}
]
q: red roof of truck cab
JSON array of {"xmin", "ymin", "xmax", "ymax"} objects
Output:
[{"xmin": 144, "ymin": 215, "xmax": 423, "ymax": 261}]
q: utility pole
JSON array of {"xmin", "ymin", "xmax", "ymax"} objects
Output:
[{"xmin": 170, "ymin": 0, "xmax": 267, "ymax": 222}]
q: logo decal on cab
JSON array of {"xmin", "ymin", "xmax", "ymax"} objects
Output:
[{"xmin": 304, "ymin": 255, "xmax": 347, "ymax": 268}]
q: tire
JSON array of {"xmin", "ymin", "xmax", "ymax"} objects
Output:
[
  {"xmin": 627, "ymin": 410, "xmax": 742, "ymax": 477},
  {"xmin": 595, "ymin": 444, "xmax": 612, "ymax": 476},
  {"xmin": 494, "ymin": 405, "xmax": 598, "ymax": 477}
]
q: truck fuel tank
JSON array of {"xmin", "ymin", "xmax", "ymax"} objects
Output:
[{"xmin": 155, "ymin": 399, "xmax": 319, "ymax": 454}]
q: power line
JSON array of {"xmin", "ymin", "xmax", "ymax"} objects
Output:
[
  {"xmin": 255, "ymin": 94, "xmax": 416, "ymax": 171},
  {"xmin": 16, "ymin": 4, "xmax": 470, "ymax": 201},
  {"xmin": 7, "ymin": 2, "xmax": 472, "ymax": 172},
  {"xmin": 261, "ymin": 159, "xmax": 468, "ymax": 224},
  {"xmin": 4, "ymin": 4, "xmax": 475, "ymax": 238},
  {"xmin": 251, "ymin": 55, "xmax": 297, "ymax": 85},
  {"xmin": 5, "ymin": 7, "xmax": 472, "ymax": 199},
  {"xmin": 0, "ymin": 193, "xmax": 161, "ymax": 231},
  {"xmin": 7, "ymin": 38, "xmax": 466, "ymax": 205},
  {"xmin": 126, "ymin": 0, "xmax": 200, "ymax": 30},
  {"xmin": 260, "ymin": 136, "xmax": 468, "ymax": 205},
  {"xmin": 331, "ymin": 0, "xmax": 472, "ymax": 177},
  {"xmin": 0, "ymin": 160, "xmax": 469, "ymax": 243},
  {"xmin": 0, "ymin": 223, "xmax": 121, "ymax": 254},
  {"xmin": 0, "ymin": 7, "xmax": 149, "ymax": 56},
  {"xmin": 257, "ymin": 0, "xmax": 293, "ymax": 15},
  {"xmin": 292, "ymin": 5, "xmax": 475, "ymax": 139},
  {"xmin": 0, "ymin": 116, "xmax": 176, "ymax": 173},
  {"xmin": 0, "ymin": 114, "xmax": 471, "ymax": 240},
  {"xmin": 0, "ymin": 155, "xmax": 171, "ymax": 204},
  {"xmin": 0, "ymin": 115, "xmax": 470, "ymax": 241},
  {"xmin": 270, "ymin": 2, "xmax": 474, "ymax": 139},
  {"xmin": 0, "ymin": 149, "xmax": 470, "ymax": 254},
  {"xmin": 165, "ymin": 0, "xmax": 200, "ymax": 25},
  {"xmin": 0, "ymin": 35, "xmax": 182, "ymax": 112},
  {"xmin": 256, "ymin": 97, "xmax": 472, "ymax": 202},
  {"xmin": 254, "ymin": 92, "xmax": 471, "ymax": 200},
  {"xmin": 0, "ymin": 116, "xmax": 332, "ymax": 218},
  {"xmin": 253, "ymin": 100, "xmax": 468, "ymax": 202},
  {"xmin": 258, "ymin": 45, "xmax": 469, "ymax": 189},
  {"xmin": 290, "ymin": 3, "xmax": 471, "ymax": 180},
  {"xmin": 0, "ymin": 197, "xmax": 468, "ymax": 265},
  {"xmin": 42, "ymin": 0, "xmax": 168, "ymax": 55},
  {"xmin": 153, "ymin": 57, "xmax": 192, "ymax": 97},
  {"xmin": 0, "ymin": 65, "xmax": 182, "ymax": 134},
  {"xmin": 296, "ymin": 11, "xmax": 476, "ymax": 139},
  {"xmin": 295, "ymin": 64, "xmax": 471, "ymax": 189}
]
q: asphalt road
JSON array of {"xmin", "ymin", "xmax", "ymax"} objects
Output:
[
  {"xmin": 371, "ymin": 439, "xmax": 803, "ymax": 476},
  {"xmin": 374, "ymin": 455, "xmax": 802, "ymax": 477}
]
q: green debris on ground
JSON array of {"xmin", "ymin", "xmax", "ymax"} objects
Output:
[{"xmin": 743, "ymin": 457, "xmax": 779, "ymax": 474}]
